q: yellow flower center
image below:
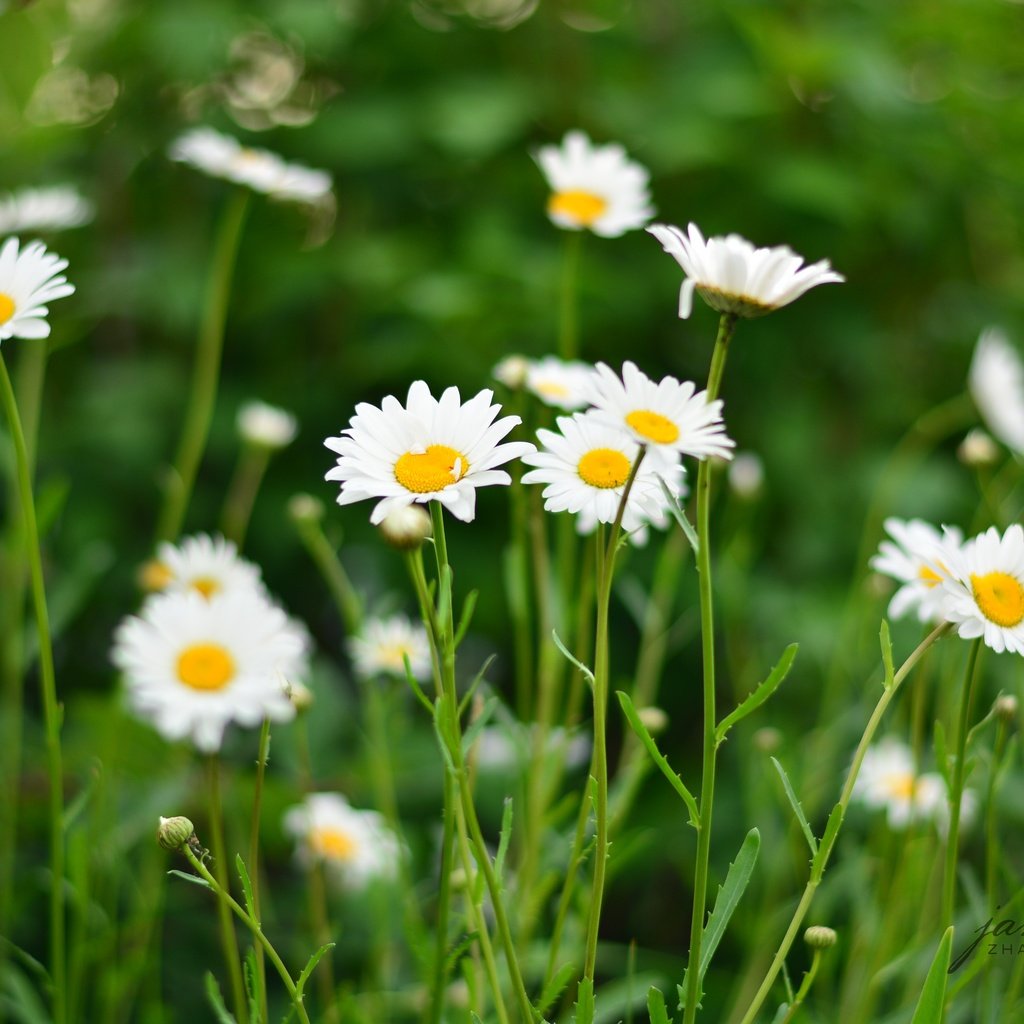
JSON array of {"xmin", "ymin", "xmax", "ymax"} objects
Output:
[
  {"xmin": 626, "ymin": 409, "xmax": 680, "ymax": 445},
  {"xmin": 394, "ymin": 444, "xmax": 468, "ymax": 493},
  {"xmin": 548, "ymin": 190, "xmax": 608, "ymax": 227},
  {"xmin": 535, "ymin": 380, "xmax": 571, "ymax": 399},
  {"xmin": 139, "ymin": 559, "xmax": 174, "ymax": 591},
  {"xmin": 191, "ymin": 576, "xmax": 221, "ymax": 599},
  {"xmin": 884, "ymin": 773, "xmax": 916, "ymax": 800},
  {"xmin": 310, "ymin": 826, "xmax": 358, "ymax": 861},
  {"xmin": 379, "ymin": 643, "xmax": 413, "ymax": 670},
  {"xmin": 970, "ymin": 571, "xmax": 1024, "ymax": 627},
  {"xmin": 176, "ymin": 643, "xmax": 236, "ymax": 691},
  {"xmin": 0, "ymin": 293, "xmax": 15, "ymax": 326},
  {"xmin": 578, "ymin": 448, "xmax": 631, "ymax": 489},
  {"xmin": 918, "ymin": 563, "xmax": 944, "ymax": 588}
]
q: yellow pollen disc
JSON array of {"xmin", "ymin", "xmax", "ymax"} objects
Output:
[
  {"xmin": 885, "ymin": 774, "xmax": 916, "ymax": 800},
  {"xmin": 970, "ymin": 571, "xmax": 1024, "ymax": 628},
  {"xmin": 394, "ymin": 444, "xmax": 469, "ymax": 494},
  {"xmin": 548, "ymin": 190, "xmax": 608, "ymax": 227},
  {"xmin": 381, "ymin": 643, "xmax": 412, "ymax": 669},
  {"xmin": 918, "ymin": 563, "xmax": 944, "ymax": 588},
  {"xmin": 176, "ymin": 643, "xmax": 236, "ymax": 691},
  {"xmin": 536, "ymin": 380, "xmax": 571, "ymax": 398},
  {"xmin": 626, "ymin": 409, "xmax": 680, "ymax": 445},
  {"xmin": 0, "ymin": 293, "xmax": 15, "ymax": 326},
  {"xmin": 139, "ymin": 560, "xmax": 174, "ymax": 592},
  {"xmin": 578, "ymin": 448, "xmax": 631, "ymax": 489},
  {"xmin": 191, "ymin": 576, "xmax": 221, "ymax": 599},
  {"xmin": 310, "ymin": 826, "xmax": 358, "ymax": 861}
]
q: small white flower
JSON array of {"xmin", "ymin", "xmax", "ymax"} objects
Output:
[
  {"xmin": 0, "ymin": 187, "xmax": 93, "ymax": 234},
  {"xmin": 535, "ymin": 130, "xmax": 654, "ymax": 238},
  {"xmin": 143, "ymin": 533, "xmax": 265, "ymax": 600},
  {"xmin": 0, "ymin": 238, "xmax": 75, "ymax": 342},
  {"xmin": 112, "ymin": 589, "xmax": 305, "ymax": 752},
  {"xmin": 938, "ymin": 524, "xmax": 1024, "ymax": 654},
  {"xmin": 237, "ymin": 400, "xmax": 298, "ymax": 450},
  {"xmin": 968, "ymin": 327, "xmax": 1024, "ymax": 455},
  {"xmin": 348, "ymin": 615, "xmax": 432, "ymax": 682},
  {"xmin": 170, "ymin": 127, "xmax": 332, "ymax": 204},
  {"xmin": 324, "ymin": 381, "xmax": 535, "ymax": 525},
  {"xmin": 728, "ymin": 452, "xmax": 764, "ymax": 499},
  {"xmin": 853, "ymin": 738, "xmax": 950, "ymax": 829},
  {"xmin": 521, "ymin": 410, "xmax": 685, "ymax": 543},
  {"xmin": 647, "ymin": 222, "xmax": 844, "ymax": 319},
  {"xmin": 586, "ymin": 360, "xmax": 734, "ymax": 464},
  {"xmin": 524, "ymin": 356, "xmax": 596, "ymax": 411},
  {"xmin": 870, "ymin": 519, "xmax": 962, "ymax": 624},
  {"xmin": 283, "ymin": 793, "xmax": 402, "ymax": 888}
]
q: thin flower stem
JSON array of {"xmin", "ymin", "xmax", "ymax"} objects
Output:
[
  {"xmin": 182, "ymin": 846, "xmax": 313, "ymax": 1024},
  {"xmin": 249, "ymin": 718, "xmax": 272, "ymax": 1020},
  {"xmin": 206, "ymin": 757, "xmax": 248, "ymax": 1024},
  {"xmin": 156, "ymin": 189, "xmax": 250, "ymax": 543},
  {"xmin": 428, "ymin": 773, "xmax": 458, "ymax": 1024},
  {"xmin": 779, "ymin": 950, "xmax": 823, "ymax": 1024},
  {"xmin": 942, "ymin": 638, "xmax": 983, "ymax": 928},
  {"xmin": 294, "ymin": 514, "xmax": 363, "ymax": 635},
  {"xmin": 221, "ymin": 444, "xmax": 271, "ymax": 549},
  {"xmin": 0, "ymin": 352, "xmax": 65, "ymax": 1024},
  {"xmin": 737, "ymin": 623, "xmax": 949, "ymax": 1024},
  {"xmin": 681, "ymin": 312, "xmax": 736, "ymax": 1024},
  {"xmin": 558, "ymin": 230, "xmax": 583, "ymax": 360},
  {"xmin": 985, "ymin": 715, "xmax": 1009, "ymax": 915}
]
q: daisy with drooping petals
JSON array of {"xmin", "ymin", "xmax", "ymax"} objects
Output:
[
  {"xmin": 283, "ymin": 793, "xmax": 402, "ymax": 888},
  {"xmin": 112, "ymin": 589, "xmax": 305, "ymax": 752},
  {"xmin": 870, "ymin": 518, "xmax": 962, "ymax": 624},
  {"xmin": 586, "ymin": 360, "xmax": 734, "ymax": 464},
  {"xmin": 0, "ymin": 238, "xmax": 75, "ymax": 342},
  {"xmin": 938, "ymin": 524, "xmax": 1024, "ymax": 654},
  {"xmin": 348, "ymin": 614, "xmax": 432, "ymax": 682},
  {"xmin": 968, "ymin": 327, "xmax": 1024, "ymax": 455},
  {"xmin": 0, "ymin": 186, "xmax": 93, "ymax": 234},
  {"xmin": 324, "ymin": 382, "xmax": 535, "ymax": 524},
  {"xmin": 535, "ymin": 130, "xmax": 654, "ymax": 238},
  {"xmin": 141, "ymin": 533, "xmax": 265, "ymax": 600},
  {"xmin": 523, "ymin": 356, "xmax": 595, "ymax": 410},
  {"xmin": 521, "ymin": 410, "xmax": 684, "ymax": 541},
  {"xmin": 647, "ymin": 222, "xmax": 844, "ymax": 319}
]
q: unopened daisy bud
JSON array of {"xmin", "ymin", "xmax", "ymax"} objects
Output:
[
  {"xmin": 728, "ymin": 452, "xmax": 764, "ymax": 500},
  {"xmin": 804, "ymin": 925, "xmax": 837, "ymax": 949},
  {"xmin": 753, "ymin": 727, "xmax": 781, "ymax": 754},
  {"xmin": 285, "ymin": 679, "xmax": 315, "ymax": 712},
  {"xmin": 995, "ymin": 694, "xmax": 1019, "ymax": 723},
  {"xmin": 157, "ymin": 815, "xmax": 195, "ymax": 851},
  {"xmin": 493, "ymin": 355, "xmax": 529, "ymax": 389},
  {"xmin": 958, "ymin": 428, "xmax": 999, "ymax": 468},
  {"xmin": 288, "ymin": 493, "xmax": 324, "ymax": 524},
  {"xmin": 637, "ymin": 706, "xmax": 669, "ymax": 735},
  {"xmin": 138, "ymin": 559, "xmax": 173, "ymax": 592},
  {"xmin": 379, "ymin": 505, "xmax": 432, "ymax": 551},
  {"xmin": 238, "ymin": 400, "xmax": 298, "ymax": 450}
]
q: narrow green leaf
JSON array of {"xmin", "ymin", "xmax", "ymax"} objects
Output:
[
  {"xmin": 296, "ymin": 942, "xmax": 335, "ymax": 996},
  {"xmin": 495, "ymin": 797, "xmax": 514, "ymax": 883},
  {"xmin": 647, "ymin": 985, "xmax": 673, "ymax": 1024},
  {"xmin": 573, "ymin": 977, "xmax": 595, "ymax": 1024},
  {"xmin": 715, "ymin": 644, "xmax": 798, "ymax": 744},
  {"xmin": 537, "ymin": 962, "xmax": 576, "ymax": 1016},
  {"xmin": 168, "ymin": 868, "xmax": 213, "ymax": 890},
  {"xmin": 243, "ymin": 949, "xmax": 259, "ymax": 1024},
  {"xmin": 444, "ymin": 932, "xmax": 478, "ymax": 973},
  {"xmin": 770, "ymin": 758, "xmax": 817, "ymax": 857},
  {"xmin": 618, "ymin": 690, "xmax": 699, "ymax": 829},
  {"xmin": 910, "ymin": 926, "xmax": 954, "ymax": 1023},
  {"xmin": 459, "ymin": 654, "xmax": 497, "ymax": 717},
  {"xmin": 461, "ymin": 694, "xmax": 499, "ymax": 758},
  {"xmin": 660, "ymin": 478, "xmax": 700, "ymax": 556},
  {"xmin": 552, "ymin": 629, "xmax": 594, "ymax": 686},
  {"xmin": 880, "ymin": 620, "xmax": 895, "ymax": 690},
  {"xmin": 402, "ymin": 652, "xmax": 435, "ymax": 714},
  {"xmin": 235, "ymin": 854, "xmax": 257, "ymax": 923},
  {"xmin": 812, "ymin": 802, "xmax": 845, "ymax": 880},
  {"xmin": 453, "ymin": 589, "xmax": 478, "ymax": 648},
  {"xmin": 769, "ymin": 1003, "xmax": 790, "ymax": 1024},
  {"xmin": 204, "ymin": 972, "xmax": 238, "ymax": 1023}
]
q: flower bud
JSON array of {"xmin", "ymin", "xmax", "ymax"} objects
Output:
[
  {"xmin": 728, "ymin": 452, "xmax": 764, "ymax": 500},
  {"xmin": 957, "ymin": 429, "xmax": 999, "ymax": 468},
  {"xmin": 157, "ymin": 815, "xmax": 195, "ymax": 851},
  {"xmin": 753, "ymin": 727, "xmax": 782, "ymax": 754},
  {"xmin": 237, "ymin": 400, "xmax": 298, "ymax": 450},
  {"xmin": 379, "ymin": 505, "xmax": 432, "ymax": 550},
  {"xmin": 637, "ymin": 706, "xmax": 669, "ymax": 735},
  {"xmin": 284, "ymin": 678, "xmax": 315, "ymax": 712},
  {"xmin": 995, "ymin": 694, "xmax": 1019, "ymax": 723},
  {"xmin": 804, "ymin": 925, "xmax": 837, "ymax": 949},
  {"xmin": 493, "ymin": 355, "xmax": 529, "ymax": 389},
  {"xmin": 288, "ymin": 493, "xmax": 324, "ymax": 524}
]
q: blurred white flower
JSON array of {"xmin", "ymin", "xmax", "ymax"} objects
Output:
[
  {"xmin": 492, "ymin": 354, "xmax": 530, "ymax": 389},
  {"xmin": 348, "ymin": 614, "xmax": 432, "ymax": 682},
  {"xmin": 144, "ymin": 533, "xmax": 265, "ymax": 600},
  {"xmin": 957, "ymin": 428, "xmax": 1000, "ymax": 468},
  {"xmin": 0, "ymin": 187, "xmax": 93, "ymax": 234},
  {"xmin": 968, "ymin": 327, "xmax": 1024, "ymax": 455},
  {"xmin": 0, "ymin": 238, "xmax": 75, "ymax": 342},
  {"xmin": 519, "ymin": 356, "xmax": 594, "ymax": 410},
  {"xmin": 728, "ymin": 452, "xmax": 764, "ymax": 499},
  {"xmin": 870, "ymin": 518, "xmax": 961, "ymax": 624},
  {"xmin": 535, "ymin": 130, "xmax": 654, "ymax": 238},
  {"xmin": 473, "ymin": 722, "xmax": 591, "ymax": 773},
  {"xmin": 237, "ymin": 400, "xmax": 298, "ymax": 450},
  {"xmin": 647, "ymin": 222, "xmax": 843, "ymax": 319}
]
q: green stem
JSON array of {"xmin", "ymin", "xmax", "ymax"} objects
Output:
[
  {"xmin": 249, "ymin": 719, "xmax": 271, "ymax": 1021},
  {"xmin": 779, "ymin": 951, "xmax": 823, "ymax": 1024},
  {"xmin": 0, "ymin": 351, "xmax": 65, "ymax": 1024},
  {"xmin": 156, "ymin": 189, "xmax": 250, "ymax": 543},
  {"xmin": 221, "ymin": 444, "xmax": 271, "ymax": 549},
  {"xmin": 942, "ymin": 638, "xmax": 983, "ymax": 928},
  {"xmin": 681, "ymin": 312, "xmax": 736, "ymax": 1024},
  {"xmin": 294, "ymin": 514, "xmax": 363, "ymax": 635},
  {"xmin": 558, "ymin": 231, "xmax": 583, "ymax": 360},
  {"xmin": 985, "ymin": 715, "xmax": 1009, "ymax": 916}
]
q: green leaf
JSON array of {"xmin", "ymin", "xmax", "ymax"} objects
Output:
[
  {"xmin": 459, "ymin": 654, "xmax": 497, "ymax": 716},
  {"xmin": 552, "ymin": 629, "xmax": 594, "ymax": 686},
  {"xmin": 647, "ymin": 985, "xmax": 674, "ymax": 1024},
  {"xmin": 771, "ymin": 758, "xmax": 817, "ymax": 857},
  {"xmin": 461, "ymin": 693, "xmax": 499, "ymax": 758},
  {"xmin": 444, "ymin": 932, "xmax": 478, "ymax": 974},
  {"xmin": 495, "ymin": 797, "xmax": 514, "ymax": 883},
  {"xmin": 812, "ymin": 802, "xmax": 845, "ymax": 880},
  {"xmin": 453, "ymin": 589, "xmax": 478, "ymax": 648},
  {"xmin": 660, "ymin": 478, "xmax": 700, "ymax": 555},
  {"xmin": 204, "ymin": 972, "xmax": 238, "ymax": 1023},
  {"xmin": 573, "ymin": 977, "xmax": 595, "ymax": 1024},
  {"xmin": 910, "ymin": 926, "xmax": 954, "ymax": 1023},
  {"xmin": 536, "ymin": 962, "xmax": 576, "ymax": 1017},
  {"xmin": 168, "ymin": 868, "xmax": 213, "ymax": 890},
  {"xmin": 403, "ymin": 652, "xmax": 435, "ymax": 714},
  {"xmin": 880, "ymin": 620, "xmax": 895, "ymax": 690},
  {"xmin": 296, "ymin": 942, "xmax": 335, "ymax": 997},
  {"xmin": 715, "ymin": 644, "xmax": 798, "ymax": 744},
  {"xmin": 617, "ymin": 691, "xmax": 700, "ymax": 829},
  {"xmin": 235, "ymin": 854, "xmax": 257, "ymax": 923},
  {"xmin": 769, "ymin": 1003, "xmax": 790, "ymax": 1024},
  {"xmin": 243, "ymin": 949, "xmax": 259, "ymax": 1024}
]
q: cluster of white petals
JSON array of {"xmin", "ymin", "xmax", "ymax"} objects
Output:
[
  {"xmin": 0, "ymin": 237, "xmax": 75, "ymax": 342},
  {"xmin": 0, "ymin": 186, "xmax": 93, "ymax": 235}
]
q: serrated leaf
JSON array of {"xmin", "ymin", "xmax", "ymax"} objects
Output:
[
  {"xmin": 453, "ymin": 589, "xmax": 478, "ymax": 648},
  {"xmin": 813, "ymin": 802, "xmax": 845, "ymax": 880},
  {"xmin": 204, "ymin": 972, "xmax": 237, "ymax": 1023},
  {"xmin": 771, "ymin": 758, "xmax": 817, "ymax": 857},
  {"xmin": 537, "ymin": 962, "xmax": 576, "ymax": 1017},
  {"xmin": 911, "ymin": 926, "xmax": 953, "ymax": 1023},
  {"xmin": 573, "ymin": 977, "xmax": 595, "ymax": 1024},
  {"xmin": 715, "ymin": 644, "xmax": 798, "ymax": 744},
  {"xmin": 236, "ymin": 854, "xmax": 256, "ymax": 922},
  {"xmin": 660, "ymin": 478, "xmax": 700, "ymax": 555},
  {"xmin": 647, "ymin": 985, "xmax": 673, "ymax": 1024},
  {"xmin": 296, "ymin": 942, "xmax": 335, "ymax": 997},
  {"xmin": 243, "ymin": 949, "xmax": 259, "ymax": 1024}
]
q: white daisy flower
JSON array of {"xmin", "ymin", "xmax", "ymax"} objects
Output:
[
  {"xmin": 938, "ymin": 524, "xmax": 1024, "ymax": 654},
  {"xmin": 347, "ymin": 614, "xmax": 432, "ymax": 682},
  {"xmin": 0, "ymin": 186, "xmax": 93, "ymax": 234},
  {"xmin": 237, "ymin": 400, "xmax": 298, "ymax": 450},
  {"xmin": 968, "ymin": 327, "xmax": 1024, "ymax": 455},
  {"xmin": 524, "ymin": 356, "xmax": 595, "ymax": 411},
  {"xmin": 0, "ymin": 238, "xmax": 75, "ymax": 342},
  {"xmin": 535, "ymin": 130, "xmax": 654, "ymax": 238},
  {"xmin": 283, "ymin": 793, "xmax": 402, "ymax": 888},
  {"xmin": 870, "ymin": 518, "xmax": 962, "ymax": 624},
  {"xmin": 142, "ymin": 533, "xmax": 265, "ymax": 600},
  {"xmin": 647, "ymin": 222, "xmax": 844, "ymax": 319},
  {"xmin": 521, "ymin": 410, "xmax": 685, "ymax": 542},
  {"xmin": 169, "ymin": 126, "xmax": 332, "ymax": 204},
  {"xmin": 111, "ymin": 589, "xmax": 305, "ymax": 752},
  {"xmin": 324, "ymin": 381, "xmax": 535, "ymax": 525},
  {"xmin": 586, "ymin": 360, "xmax": 734, "ymax": 464}
]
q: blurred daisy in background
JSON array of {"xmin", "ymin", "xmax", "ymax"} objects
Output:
[
  {"xmin": 647, "ymin": 222, "xmax": 843, "ymax": 319},
  {"xmin": 283, "ymin": 793, "xmax": 403, "ymax": 888},
  {"xmin": 523, "ymin": 356, "xmax": 595, "ymax": 410},
  {"xmin": 0, "ymin": 237, "xmax": 75, "ymax": 342},
  {"xmin": 348, "ymin": 614, "xmax": 432, "ymax": 682},
  {"xmin": 492, "ymin": 354, "xmax": 530, "ymax": 390},
  {"xmin": 870, "ymin": 518, "xmax": 961, "ymax": 624},
  {"xmin": 140, "ymin": 533, "xmax": 265, "ymax": 599},
  {"xmin": 0, "ymin": 186, "xmax": 93, "ymax": 234},
  {"xmin": 969, "ymin": 327, "xmax": 1024, "ymax": 456},
  {"xmin": 535, "ymin": 130, "xmax": 654, "ymax": 238},
  {"xmin": 324, "ymin": 381, "xmax": 535, "ymax": 524},
  {"xmin": 473, "ymin": 722, "xmax": 591, "ymax": 774},
  {"xmin": 237, "ymin": 399, "xmax": 298, "ymax": 450}
]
